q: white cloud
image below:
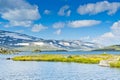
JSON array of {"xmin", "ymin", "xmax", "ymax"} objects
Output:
[
  {"xmin": 0, "ymin": 0, "xmax": 40, "ymax": 27},
  {"xmin": 101, "ymin": 32, "xmax": 114, "ymax": 38},
  {"xmin": 44, "ymin": 10, "xmax": 51, "ymax": 14},
  {"xmin": 58, "ymin": 5, "xmax": 71, "ymax": 16},
  {"xmin": 111, "ymin": 21, "xmax": 120, "ymax": 35},
  {"xmin": 92, "ymin": 20, "xmax": 120, "ymax": 45},
  {"xmin": 54, "ymin": 29, "xmax": 61, "ymax": 35},
  {"xmin": 53, "ymin": 22, "xmax": 64, "ymax": 35},
  {"xmin": 53, "ymin": 22, "xmax": 65, "ymax": 29},
  {"xmin": 93, "ymin": 32, "xmax": 114, "ymax": 43},
  {"xmin": 2, "ymin": 7, "xmax": 40, "ymax": 21},
  {"xmin": 77, "ymin": 1, "xmax": 120, "ymax": 15},
  {"xmin": 68, "ymin": 20, "xmax": 101, "ymax": 28},
  {"xmin": 92, "ymin": 32, "xmax": 116, "ymax": 46},
  {"xmin": 9, "ymin": 21, "xmax": 32, "ymax": 27},
  {"xmin": 0, "ymin": 0, "xmax": 34, "ymax": 11},
  {"xmin": 32, "ymin": 24, "xmax": 47, "ymax": 32}
]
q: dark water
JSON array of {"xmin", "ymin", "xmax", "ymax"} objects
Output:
[{"xmin": 0, "ymin": 51, "xmax": 120, "ymax": 80}]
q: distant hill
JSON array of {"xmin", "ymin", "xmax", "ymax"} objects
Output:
[{"xmin": 93, "ymin": 45, "xmax": 120, "ymax": 51}]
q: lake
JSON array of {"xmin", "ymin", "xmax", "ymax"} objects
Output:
[
  {"xmin": 1, "ymin": 51, "xmax": 120, "ymax": 80},
  {"xmin": 40, "ymin": 51, "xmax": 120, "ymax": 55}
]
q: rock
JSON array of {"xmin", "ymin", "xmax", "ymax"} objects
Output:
[
  {"xmin": 99, "ymin": 60, "xmax": 110, "ymax": 67},
  {"xmin": 6, "ymin": 58, "xmax": 11, "ymax": 60}
]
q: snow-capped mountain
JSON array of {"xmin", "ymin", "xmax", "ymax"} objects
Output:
[
  {"xmin": 32, "ymin": 40, "xmax": 102, "ymax": 51},
  {"xmin": 0, "ymin": 30, "xmax": 42, "ymax": 46},
  {"xmin": 0, "ymin": 30, "xmax": 102, "ymax": 51}
]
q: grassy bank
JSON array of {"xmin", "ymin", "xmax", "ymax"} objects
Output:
[
  {"xmin": 12, "ymin": 54, "xmax": 113, "ymax": 64},
  {"xmin": 110, "ymin": 61, "xmax": 120, "ymax": 68}
]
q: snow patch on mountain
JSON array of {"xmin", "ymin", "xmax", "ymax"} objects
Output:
[{"xmin": 0, "ymin": 30, "xmax": 103, "ymax": 51}]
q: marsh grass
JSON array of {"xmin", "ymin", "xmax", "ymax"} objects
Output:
[
  {"xmin": 12, "ymin": 54, "xmax": 114, "ymax": 64},
  {"xmin": 110, "ymin": 61, "xmax": 120, "ymax": 68}
]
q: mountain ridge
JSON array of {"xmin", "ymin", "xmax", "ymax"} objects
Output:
[
  {"xmin": 0, "ymin": 30, "xmax": 102, "ymax": 51},
  {"xmin": 0, "ymin": 30, "xmax": 43, "ymax": 46}
]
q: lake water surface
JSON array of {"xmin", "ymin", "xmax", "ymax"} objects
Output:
[{"xmin": 0, "ymin": 51, "xmax": 120, "ymax": 80}]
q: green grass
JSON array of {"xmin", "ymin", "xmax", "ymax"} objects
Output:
[
  {"xmin": 12, "ymin": 54, "xmax": 113, "ymax": 64},
  {"xmin": 110, "ymin": 61, "xmax": 120, "ymax": 68}
]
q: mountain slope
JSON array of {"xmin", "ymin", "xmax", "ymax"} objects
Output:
[
  {"xmin": 0, "ymin": 30, "xmax": 42, "ymax": 46},
  {"xmin": 0, "ymin": 30, "xmax": 102, "ymax": 51},
  {"xmin": 40, "ymin": 40, "xmax": 102, "ymax": 51},
  {"xmin": 93, "ymin": 45, "xmax": 120, "ymax": 51}
]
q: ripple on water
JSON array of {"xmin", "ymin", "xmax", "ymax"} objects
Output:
[{"xmin": 0, "ymin": 60, "xmax": 120, "ymax": 80}]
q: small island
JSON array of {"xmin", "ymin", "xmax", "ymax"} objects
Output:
[{"xmin": 11, "ymin": 53, "xmax": 120, "ymax": 68}]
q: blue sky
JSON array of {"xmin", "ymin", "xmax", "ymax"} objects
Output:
[{"xmin": 0, "ymin": 0, "xmax": 120, "ymax": 45}]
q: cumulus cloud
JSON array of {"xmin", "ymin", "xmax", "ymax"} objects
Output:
[
  {"xmin": 7, "ymin": 21, "xmax": 32, "ymax": 27},
  {"xmin": 58, "ymin": 5, "xmax": 71, "ymax": 16},
  {"xmin": 44, "ymin": 10, "xmax": 51, "ymax": 15},
  {"xmin": 92, "ymin": 21, "xmax": 120, "ymax": 45},
  {"xmin": 53, "ymin": 22, "xmax": 64, "ymax": 35},
  {"xmin": 53, "ymin": 22, "xmax": 65, "ymax": 29},
  {"xmin": 54, "ymin": 29, "xmax": 61, "ymax": 35},
  {"xmin": 77, "ymin": 1, "xmax": 120, "ymax": 15},
  {"xmin": 68, "ymin": 20, "xmax": 101, "ymax": 28},
  {"xmin": 0, "ymin": 0, "xmax": 40, "ymax": 27},
  {"xmin": 1, "ymin": 7, "xmax": 40, "ymax": 21},
  {"xmin": 32, "ymin": 24, "xmax": 47, "ymax": 32},
  {"xmin": 111, "ymin": 21, "xmax": 120, "ymax": 35},
  {"xmin": 93, "ymin": 32, "xmax": 114, "ymax": 44}
]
